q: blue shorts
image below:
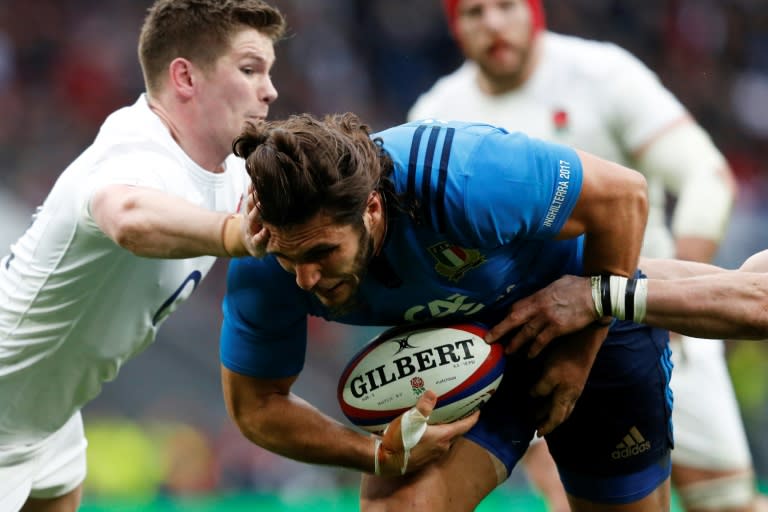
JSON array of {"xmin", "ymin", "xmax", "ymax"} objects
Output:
[{"xmin": 464, "ymin": 322, "xmax": 673, "ymax": 504}]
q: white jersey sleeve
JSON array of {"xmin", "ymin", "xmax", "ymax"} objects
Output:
[{"xmin": 597, "ymin": 43, "xmax": 687, "ymax": 150}]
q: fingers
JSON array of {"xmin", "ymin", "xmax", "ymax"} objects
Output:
[
  {"xmin": 414, "ymin": 389, "xmax": 438, "ymax": 417},
  {"xmin": 525, "ymin": 326, "xmax": 559, "ymax": 358},
  {"xmin": 242, "ymin": 199, "xmax": 270, "ymax": 257},
  {"xmin": 536, "ymin": 392, "xmax": 578, "ymax": 437},
  {"xmin": 485, "ymin": 306, "xmax": 531, "ymax": 344}
]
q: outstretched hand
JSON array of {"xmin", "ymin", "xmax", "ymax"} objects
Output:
[
  {"xmin": 375, "ymin": 390, "xmax": 479, "ymax": 476},
  {"xmin": 485, "ymin": 275, "xmax": 600, "ymax": 357}
]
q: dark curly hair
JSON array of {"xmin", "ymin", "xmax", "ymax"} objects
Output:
[{"xmin": 233, "ymin": 112, "xmax": 398, "ymax": 228}]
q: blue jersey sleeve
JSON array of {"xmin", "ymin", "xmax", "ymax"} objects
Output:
[
  {"xmin": 220, "ymin": 257, "xmax": 309, "ymax": 378},
  {"xmin": 462, "ymin": 129, "xmax": 583, "ymax": 243},
  {"xmin": 377, "ymin": 121, "xmax": 583, "ymax": 248}
]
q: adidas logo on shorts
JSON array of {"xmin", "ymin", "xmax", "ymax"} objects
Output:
[{"xmin": 611, "ymin": 426, "xmax": 651, "ymax": 459}]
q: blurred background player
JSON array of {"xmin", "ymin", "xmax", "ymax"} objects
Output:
[
  {"xmin": 0, "ymin": 1, "xmax": 284, "ymax": 510},
  {"xmin": 407, "ymin": 1, "xmax": 765, "ymax": 511}
]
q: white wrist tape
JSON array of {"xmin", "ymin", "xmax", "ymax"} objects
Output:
[
  {"xmin": 590, "ymin": 276, "xmax": 604, "ymax": 317},
  {"xmin": 590, "ymin": 275, "xmax": 648, "ymax": 324},
  {"xmin": 609, "ymin": 275, "xmax": 629, "ymax": 320},
  {"xmin": 374, "ymin": 437, "xmax": 383, "ymax": 476},
  {"xmin": 398, "ymin": 407, "xmax": 429, "ymax": 475},
  {"xmin": 633, "ymin": 278, "xmax": 648, "ymax": 324}
]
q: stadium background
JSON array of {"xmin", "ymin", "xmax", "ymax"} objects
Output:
[{"xmin": 1, "ymin": 0, "xmax": 767, "ymax": 509}]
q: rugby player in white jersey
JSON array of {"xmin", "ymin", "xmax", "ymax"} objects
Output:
[
  {"xmin": 0, "ymin": 1, "xmax": 284, "ymax": 510},
  {"xmin": 408, "ymin": 1, "xmax": 764, "ymax": 511}
]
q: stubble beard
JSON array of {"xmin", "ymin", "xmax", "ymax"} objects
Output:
[{"xmin": 326, "ymin": 226, "xmax": 375, "ymax": 318}]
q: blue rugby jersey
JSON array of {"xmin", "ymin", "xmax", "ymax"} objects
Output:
[{"xmin": 220, "ymin": 120, "xmax": 586, "ymax": 378}]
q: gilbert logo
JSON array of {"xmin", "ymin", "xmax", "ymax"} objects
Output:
[
  {"xmin": 612, "ymin": 426, "xmax": 651, "ymax": 459},
  {"xmin": 348, "ymin": 337, "xmax": 477, "ymax": 399},
  {"xmin": 428, "ymin": 242, "xmax": 485, "ymax": 282}
]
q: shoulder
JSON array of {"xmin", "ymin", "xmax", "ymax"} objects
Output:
[
  {"xmin": 543, "ymin": 32, "xmax": 651, "ymax": 79},
  {"xmin": 375, "ymin": 120, "xmax": 517, "ymax": 174},
  {"xmin": 407, "ymin": 62, "xmax": 477, "ymax": 122}
]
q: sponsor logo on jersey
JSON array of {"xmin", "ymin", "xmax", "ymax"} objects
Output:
[
  {"xmin": 428, "ymin": 242, "xmax": 486, "ymax": 282},
  {"xmin": 403, "ymin": 293, "xmax": 485, "ymax": 322},
  {"xmin": 611, "ymin": 426, "xmax": 651, "ymax": 459}
]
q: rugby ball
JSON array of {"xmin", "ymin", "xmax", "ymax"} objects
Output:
[{"xmin": 337, "ymin": 322, "xmax": 505, "ymax": 433}]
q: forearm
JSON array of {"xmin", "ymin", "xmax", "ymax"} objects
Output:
[
  {"xmin": 639, "ymin": 256, "xmax": 728, "ymax": 280},
  {"xmin": 233, "ymin": 391, "xmax": 375, "ymax": 472},
  {"xmin": 91, "ymin": 185, "xmax": 238, "ymax": 258},
  {"xmin": 645, "ymin": 273, "xmax": 768, "ymax": 339}
]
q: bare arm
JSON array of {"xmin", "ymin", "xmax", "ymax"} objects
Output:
[
  {"xmin": 91, "ymin": 184, "xmax": 264, "ymax": 258},
  {"xmin": 644, "ymin": 272, "xmax": 768, "ymax": 339},
  {"xmin": 221, "ymin": 366, "xmax": 478, "ymax": 476},
  {"xmin": 643, "ymin": 249, "xmax": 768, "ymax": 338},
  {"xmin": 638, "ymin": 256, "xmax": 728, "ymax": 279},
  {"xmin": 485, "ymin": 250, "xmax": 768, "ymax": 343},
  {"xmin": 491, "ymin": 149, "xmax": 648, "ymax": 353},
  {"xmin": 557, "ymin": 149, "xmax": 649, "ymax": 277},
  {"xmin": 492, "ymin": 150, "xmax": 648, "ymax": 436}
]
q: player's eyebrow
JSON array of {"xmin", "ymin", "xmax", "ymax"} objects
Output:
[{"xmin": 269, "ymin": 243, "xmax": 338, "ymax": 263}]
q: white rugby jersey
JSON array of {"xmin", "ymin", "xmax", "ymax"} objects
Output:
[
  {"xmin": 408, "ymin": 32, "xmax": 687, "ymax": 259},
  {"xmin": 0, "ymin": 95, "xmax": 248, "ymax": 443}
]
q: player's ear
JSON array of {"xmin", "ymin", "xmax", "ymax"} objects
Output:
[
  {"xmin": 364, "ymin": 191, "xmax": 382, "ymax": 225},
  {"xmin": 167, "ymin": 57, "xmax": 195, "ymax": 99}
]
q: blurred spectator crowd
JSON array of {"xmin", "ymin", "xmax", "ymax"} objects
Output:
[{"xmin": 1, "ymin": 0, "xmax": 768, "ymax": 500}]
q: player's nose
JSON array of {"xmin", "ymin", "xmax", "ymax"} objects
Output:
[
  {"xmin": 294, "ymin": 262, "xmax": 321, "ymax": 290},
  {"xmin": 260, "ymin": 76, "xmax": 278, "ymax": 105}
]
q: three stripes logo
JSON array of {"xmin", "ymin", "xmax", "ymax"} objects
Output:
[{"xmin": 611, "ymin": 426, "xmax": 651, "ymax": 459}]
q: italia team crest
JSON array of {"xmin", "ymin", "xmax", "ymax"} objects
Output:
[{"xmin": 428, "ymin": 242, "xmax": 486, "ymax": 282}]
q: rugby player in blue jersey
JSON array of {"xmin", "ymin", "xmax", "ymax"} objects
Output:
[{"xmin": 219, "ymin": 112, "xmax": 671, "ymax": 511}]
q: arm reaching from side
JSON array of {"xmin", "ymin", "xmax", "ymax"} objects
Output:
[
  {"xmin": 221, "ymin": 366, "xmax": 478, "ymax": 477},
  {"xmin": 91, "ymin": 184, "xmax": 268, "ymax": 258},
  {"xmin": 484, "ymin": 249, "xmax": 768, "ymax": 343}
]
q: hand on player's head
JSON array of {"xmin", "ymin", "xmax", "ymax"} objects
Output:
[
  {"xmin": 241, "ymin": 187, "xmax": 270, "ymax": 257},
  {"xmin": 375, "ymin": 390, "xmax": 479, "ymax": 476}
]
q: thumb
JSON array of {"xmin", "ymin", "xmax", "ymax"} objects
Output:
[{"xmin": 414, "ymin": 389, "xmax": 438, "ymax": 417}]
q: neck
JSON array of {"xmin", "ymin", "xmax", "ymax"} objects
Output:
[{"xmin": 146, "ymin": 94, "xmax": 226, "ymax": 173}]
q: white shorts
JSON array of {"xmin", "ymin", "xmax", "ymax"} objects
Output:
[
  {"xmin": 0, "ymin": 412, "xmax": 87, "ymax": 511},
  {"xmin": 669, "ymin": 336, "xmax": 752, "ymax": 470}
]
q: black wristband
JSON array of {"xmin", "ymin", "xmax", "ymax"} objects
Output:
[
  {"xmin": 600, "ymin": 275, "xmax": 612, "ymax": 317},
  {"xmin": 624, "ymin": 278, "xmax": 637, "ymax": 323}
]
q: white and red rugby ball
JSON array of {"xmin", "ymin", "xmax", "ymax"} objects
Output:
[{"xmin": 337, "ymin": 322, "xmax": 505, "ymax": 433}]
